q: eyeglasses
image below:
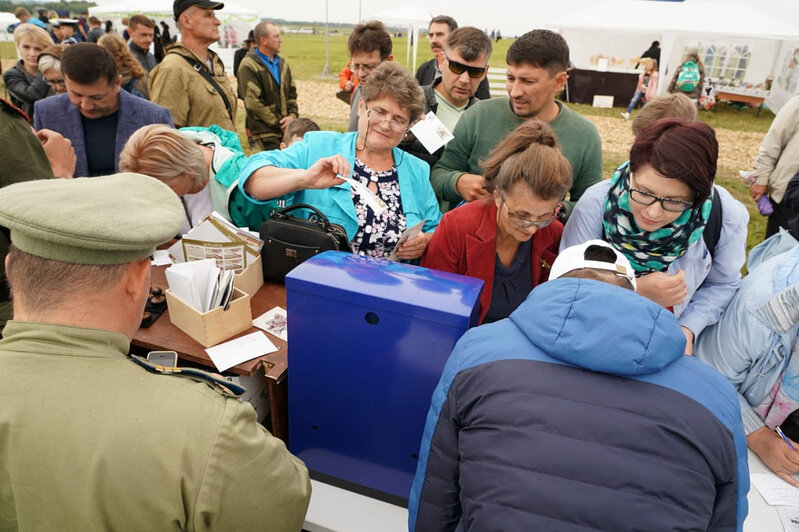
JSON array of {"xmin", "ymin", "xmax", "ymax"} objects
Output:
[
  {"xmin": 44, "ymin": 77, "xmax": 65, "ymax": 88},
  {"xmin": 501, "ymin": 198, "xmax": 564, "ymax": 228},
  {"xmin": 445, "ymin": 56, "xmax": 488, "ymax": 79},
  {"xmin": 352, "ymin": 61, "xmax": 381, "ymax": 75},
  {"xmin": 366, "ymin": 107, "xmax": 409, "ymax": 132},
  {"xmin": 629, "ymin": 174, "xmax": 693, "ymax": 213}
]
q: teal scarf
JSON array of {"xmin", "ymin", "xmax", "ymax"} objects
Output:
[{"xmin": 602, "ymin": 163, "xmax": 712, "ymax": 274}]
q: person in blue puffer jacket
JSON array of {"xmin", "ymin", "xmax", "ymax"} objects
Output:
[{"xmin": 411, "ymin": 240, "xmax": 748, "ymax": 532}]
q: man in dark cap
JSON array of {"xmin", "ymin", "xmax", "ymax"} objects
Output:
[
  {"xmin": 52, "ymin": 18, "xmax": 81, "ymax": 44},
  {"xmin": 0, "ymin": 173, "xmax": 311, "ymax": 530},
  {"xmin": 149, "ymin": 0, "xmax": 238, "ymax": 131}
]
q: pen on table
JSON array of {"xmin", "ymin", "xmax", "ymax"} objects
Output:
[{"xmin": 776, "ymin": 426, "xmax": 796, "ymax": 451}]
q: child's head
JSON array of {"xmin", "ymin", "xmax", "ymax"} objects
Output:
[{"xmin": 280, "ymin": 117, "xmax": 321, "ymax": 149}]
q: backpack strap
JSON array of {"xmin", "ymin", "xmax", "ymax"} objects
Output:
[
  {"xmin": 422, "ymin": 83, "xmax": 437, "ymax": 113},
  {"xmin": 703, "ymin": 187, "xmax": 723, "ymax": 258},
  {"xmin": 178, "ymin": 54, "xmax": 234, "ymax": 123}
]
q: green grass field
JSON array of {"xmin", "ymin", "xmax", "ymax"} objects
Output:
[{"xmin": 0, "ymin": 31, "xmax": 774, "ymax": 255}]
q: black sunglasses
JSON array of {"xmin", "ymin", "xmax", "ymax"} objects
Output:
[{"xmin": 445, "ymin": 56, "xmax": 487, "ymax": 79}]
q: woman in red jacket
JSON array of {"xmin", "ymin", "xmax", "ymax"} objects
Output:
[{"xmin": 421, "ymin": 120, "xmax": 572, "ymax": 323}]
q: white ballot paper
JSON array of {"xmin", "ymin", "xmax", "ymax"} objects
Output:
[
  {"xmin": 205, "ymin": 331, "xmax": 278, "ymax": 372},
  {"xmin": 338, "ymin": 175, "xmax": 388, "ymax": 216},
  {"xmin": 778, "ymin": 507, "xmax": 799, "ymax": 532},
  {"xmin": 165, "ymin": 259, "xmax": 219, "ymax": 313},
  {"xmin": 751, "ymin": 473, "xmax": 799, "ymax": 506},
  {"xmin": 151, "ymin": 249, "xmax": 173, "ymax": 266},
  {"xmin": 410, "ymin": 111, "xmax": 455, "ymax": 154},
  {"xmin": 253, "ymin": 306, "xmax": 288, "ymax": 342},
  {"xmin": 388, "ymin": 219, "xmax": 426, "ymax": 262}
]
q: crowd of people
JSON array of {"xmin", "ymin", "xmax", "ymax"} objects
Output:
[{"xmin": 2, "ymin": 1, "xmax": 798, "ymax": 529}]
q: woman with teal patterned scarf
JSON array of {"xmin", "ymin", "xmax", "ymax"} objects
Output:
[{"xmin": 562, "ymin": 118, "xmax": 749, "ymax": 354}]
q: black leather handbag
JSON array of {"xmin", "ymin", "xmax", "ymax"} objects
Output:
[{"xmin": 259, "ymin": 203, "xmax": 351, "ymax": 282}]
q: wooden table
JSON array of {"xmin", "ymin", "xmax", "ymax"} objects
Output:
[
  {"xmin": 133, "ymin": 265, "xmax": 290, "ymax": 443},
  {"xmin": 715, "ymin": 90, "xmax": 767, "ymax": 117}
]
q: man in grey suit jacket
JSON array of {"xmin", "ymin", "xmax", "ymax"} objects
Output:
[{"xmin": 34, "ymin": 43, "xmax": 173, "ymax": 177}]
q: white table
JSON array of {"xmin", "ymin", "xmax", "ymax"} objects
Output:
[
  {"xmin": 745, "ymin": 450, "xmax": 784, "ymax": 531},
  {"xmin": 303, "ymin": 480, "xmax": 407, "ymax": 532},
  {"xmin": 304, "ymin": 452, "xmax": 783, "ymax": 532}
]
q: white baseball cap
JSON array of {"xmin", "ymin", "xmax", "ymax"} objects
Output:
[{"xmin": 550, "ymin": 240, "xmax": 637, "ymax": 291}]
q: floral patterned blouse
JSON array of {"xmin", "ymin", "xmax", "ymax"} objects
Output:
[{"xmin": 349, "ymin": 157, "xmax": 406, "ymax": 258}]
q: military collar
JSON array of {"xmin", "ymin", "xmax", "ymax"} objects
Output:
[{"xmin": 0, "ymin": 321, "xmax": 130, "ymax": 359}]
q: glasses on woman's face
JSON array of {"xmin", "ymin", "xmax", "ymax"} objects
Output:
[
  {"xmin": 629, "ymin": 174, "xmax": 693, "ymax": 212},
  {"xmin": 445, "ymin": 56, "xmax": 488, "ymax": 79},
  {"xmin": 501, "ymin": 197, "xmax": 564, "ymax": 228},
  {"xmin": 366, "ymin": 107, "xmax": 409, "ymax": 132},
  {"xmin": 44, "ymin": 77, "xmax": 65, "ymax": 89}
]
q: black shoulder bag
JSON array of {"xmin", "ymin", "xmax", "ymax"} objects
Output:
[
  {"xmin": 259, "ymin": 204, "xmax": 352, "ymax": 282},
  {"xmin": 178, "ymin": 54, "xmax": 234, "ymax": 124}
]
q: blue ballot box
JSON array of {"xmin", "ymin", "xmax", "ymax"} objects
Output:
[{"xmin": 285, "ymin": 251, "xmax": 483, "ymax": 505}]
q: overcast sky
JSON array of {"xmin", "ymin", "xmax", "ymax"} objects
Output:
[{"xmin": 196, "ymin": 0, "xmax": 799, "ymax": 37}]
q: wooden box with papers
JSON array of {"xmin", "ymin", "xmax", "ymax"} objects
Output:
[{"xmin": 165, "ymin": 287, "xmax": 252, "ymax": 347}]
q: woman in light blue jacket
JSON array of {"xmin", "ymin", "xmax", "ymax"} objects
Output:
[
  {"xmin": 239, "ymin": 62, "xmax": 441, "ymax": 260},
  {"xmin": 696, "ymin": 243, "xmax": 799, "ymax": 486},
  {"xmin": 561, "ymin": 118, "xmax": 748, "ymax": 353}
]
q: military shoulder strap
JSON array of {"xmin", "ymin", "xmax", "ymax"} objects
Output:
[{"xmin": 130, "ymin": 354, "xmax": 247, "ymax": 397}]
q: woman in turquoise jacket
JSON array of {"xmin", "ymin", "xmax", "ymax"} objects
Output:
[{"xmin": 239, "ymin": 62, "xmax": 441, "ymax": 260}]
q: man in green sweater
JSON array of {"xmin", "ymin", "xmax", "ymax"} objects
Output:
[{"xmin": 431, "ymin": 29, "xmax": 602, "ymax": 213}]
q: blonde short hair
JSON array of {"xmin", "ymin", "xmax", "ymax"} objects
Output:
[
  {"xmin": 13, "ymin": 23, "xmax": 53, "ymax": 49},
  {"xmin": 120, "ymin": 125, "xmax": 208, "ymax": 190},
  {"xmin": 631, "ymin": 93, "xmax": 697, "ymax": 138}
]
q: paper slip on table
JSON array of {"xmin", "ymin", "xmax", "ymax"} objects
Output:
[{"xmin": 132, "ymin": 264, "xmax": 289, "ymax": 443}]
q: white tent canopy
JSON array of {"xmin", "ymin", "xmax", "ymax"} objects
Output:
[
  {"xmin": 370, "ymin": 6, "xmax": 432, "ymax": 73},
  {"xmin": 548, "ymin": 0, "xmax": 799, "ymax": 101},
  {"xmin": 90, "ymin": 0, "xmax": 257, "ymax": 19}
]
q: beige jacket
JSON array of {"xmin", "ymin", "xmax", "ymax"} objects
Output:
[
  {"xmin": 149, "ymin": 43, "xmax": 237, "ymax": 131},
  {"xmin": 753, "ymin": 95, "xmax": 799, "ymax": 203},
  {"xmin": 0, "ymin": 321, "xmax": 311, "ymax": 531}
]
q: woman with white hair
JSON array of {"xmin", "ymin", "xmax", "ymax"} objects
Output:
[
  {"xmin": 36, "ymin": 44, "xmax": 67, "ymax": 95},
  {"xmin": 2, "ymin": 23, "xmax": 54, "ymax": 119}
]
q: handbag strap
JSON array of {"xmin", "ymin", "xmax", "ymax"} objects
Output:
[
  {"xmin": 272, "ymin": 203, "xmax": 332, "ymax": 228},
  {"xmin": 178, "ymin": 54, "xmax": 234, "ymax": 123}
]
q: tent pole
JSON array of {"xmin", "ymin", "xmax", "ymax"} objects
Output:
[{"xmin": 321, "ymin": 0, "xmax": 330, "ymax": 76}]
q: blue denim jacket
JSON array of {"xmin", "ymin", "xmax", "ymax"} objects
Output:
[
  {"xmin": 561, "ymin": 178, "xmax": 749, "ymax": 337},
  {"xmin": 695, "ymin": 243, "xmax": 799, "ymax": 434}
]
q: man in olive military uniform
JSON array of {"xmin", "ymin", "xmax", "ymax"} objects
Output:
[
  {"xmin": 0, "ymin": 98, "xmax": 75, "ymax": 333},
  {"xmin": 0, "ymin": 173, "xmax": 310, "ymax": 530}
]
